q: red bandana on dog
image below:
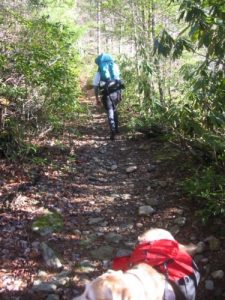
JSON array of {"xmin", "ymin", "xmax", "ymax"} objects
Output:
[
  {"xmin": 113, "ymin": 239, "xmax": 194, "ymax": 281},
  {"xmin": 112, "ymin": 239, "xmax": 200, "ymax": 300}
]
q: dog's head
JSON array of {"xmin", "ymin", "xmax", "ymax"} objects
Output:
[
  {"xmin": 138, "ymin": 228, "xmax": 175, "ymax": 244},
  {"xmin": 73, "ymin": 270, "xmax": 131, "ymax": 300}
]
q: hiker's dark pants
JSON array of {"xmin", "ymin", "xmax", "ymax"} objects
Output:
[{"xmin": 102, "ymin": 91, "xmax": 121, "ymax": 133}]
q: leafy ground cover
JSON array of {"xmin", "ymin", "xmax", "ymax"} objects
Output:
[{"xmin": 0, "ymin": 91, "xmax": 224, "ymax": 299}]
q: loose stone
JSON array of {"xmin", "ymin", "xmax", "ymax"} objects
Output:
[
  {"xmin": 126, "ymin": 166, "xmax": 138, "ymax": 173},
  {"xmin": 46, "ymin": 295, "xmax": 60, "ymax": 300},
  {"xmin": 138, "ymin": 205, "xmax": 155, "ymax": 216},
  {"xmin": 90, "ymin": 245, "xmax": 114, "ymax": 260},
  {"xmin": 211, "ymin": 270, "xmax": 224, "ymax": 280},
  {"xmin": 174, "ymin": 217, "xmax": 186, "ymax": 226},
  {"xmin": 205, "ymin": 279, "xmax": 214, "ymax": 290},
  {"xmin": 111, "ymin": 165, "xmax": 118, "ymax": 171},
  {"xmin": 32, "ymin": 281, "xmax": 57, "ymax": 293},
  {"xmin": 40, "ymin": 242, "xmax": 62, "ymax": 269}
]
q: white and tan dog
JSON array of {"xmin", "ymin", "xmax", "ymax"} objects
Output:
[{"xmin": 74, "ymin": 228, "xmax": 200, "ymax": 300}]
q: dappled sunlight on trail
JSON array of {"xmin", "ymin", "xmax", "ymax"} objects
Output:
[{"xmin": 0, "ymin": 92, "xmax": 224, "ymax": 300}]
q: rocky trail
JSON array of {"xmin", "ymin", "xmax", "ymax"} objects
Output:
[{"xmin": 0, "ymin": 93, "xmax": 224, "ymax": 300}]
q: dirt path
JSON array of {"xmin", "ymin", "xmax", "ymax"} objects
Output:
[{"xmin": 0, "ymin": 93, "xmax": 224, "ymax": 299}]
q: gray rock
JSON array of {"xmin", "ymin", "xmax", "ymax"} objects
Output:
[
  {"xmin": 105, "ymin": 232, "xmax": 123, "ymax": 244},
  {"xmin": 147, "ymin": 164, "xmax": 156, "ymax": 172},
  {"xmin": 211, "ymin": 270, "xmax": 224, "ymax": 279},
  {"xmin": 174, "ymin": 217, "xmax": 186, "ymax": 226},
  {"xmin": 77, "ymin": 265, "xmax": 95, "ymax": 273},
  {"xmin": 98, "ymin": 168, "xmax": 108, "ymax": 175},
  {"xmin": 90, "ymin": 245, "xmax": 114, "ymax": 260},
  {"xmin": 40, "ymin": 242, "xmax": 62, "ymax": 269},
  {"xmin": 46, "ymin": 294, "xmax": 60, "ymax": 300},
  {"xmin": 93, "ymin": 157, "xmax": 101, "ymax": 163},
  {"xmin": 80, "ymin": 260, "xmax": 93, "ymax": 267},
  {"xmin": 32, "ymin": 281, "xmax": 57, "ymax": 292},
  {"xmin": 120, "ymin": 223, "xmax": 134, "ymax": 231},
  {"xmin": 98, "ymin": 178, "xmax": 108, "ymax": 183},
  {"xmin": 99, "ymin": 148, "xmax": 106, "ymax": 154},
  {"xmin": 205, "ymin": 279, "xmax": 214, "ymax": 290},
  {"xmin": 88, "ymin": 217, "xmax": 104, "ymax": 225},
  {"xmin": 196, "ymin": 241, "xmax": 206, "ymax": 254},
  {"xmin": 121, "ymin": 194, "xmax": 132, "ymax": 200},
  {"xmin": 96, "ymin": 232, "xmax": 105, "ymax": 237},
  {"xmin": 145, "ymin": 197, "xmax": 160, "ymax": 206},
  {"xmin": 116, "ymin": 249, "xmax": 132, "ymax": 257},
  {"xmin": 52, "ymin": 276, "xmax": 70, "ymax": 286},
  {"xmin": 74, "ymin": 229, "xmax": 81, "ymax": 236},
  {"xmin": 51, "ymin": 271, "xmax": 71, "ymax": 286},
  {"xmin": 138, "ymin": 205, "xmax": 155, "ymax": 216},
  {"xmin": 111, "ymin": 165, "xmax": 118, "ymax": 171},
  {"xmin": 126, "ymin": 166, "xmax": 137, "ymax": 173},
  {"xmin": 37, "ymin": 270, "xmax": 48, "ymax": 278}
]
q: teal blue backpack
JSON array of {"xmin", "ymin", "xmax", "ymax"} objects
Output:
[{"xmin": 95, "ymin": 53, "xmax": 120, "ymax": 81}]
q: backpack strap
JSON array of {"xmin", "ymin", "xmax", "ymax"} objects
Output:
[
  {"xmin": 163, "ymin": 262, "xmax": 186, "ymax": 300},
  {"xmin": 166, "ymin": 280, "xmax": 187, "ymax": 300}
]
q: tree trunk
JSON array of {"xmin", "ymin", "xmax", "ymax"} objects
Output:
[
  {"xmin": 151, "ymin": 0, "xmax": 164, "ymax": 104},
  {"xmin": 97, "ymin": 0, "xmax": 101, "ymax": 54},
  {"xmin": 131, "ymin": 0, "xmax": 139, "ymax": 76}
]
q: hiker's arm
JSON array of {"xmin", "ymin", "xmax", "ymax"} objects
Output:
[
  {"xmin": 93, "ymin": 72, "xmax": 101, "ymax": 105},
  {"xmin": 94, "ymin": 86, "xmax": 100, "ymax": 105}
]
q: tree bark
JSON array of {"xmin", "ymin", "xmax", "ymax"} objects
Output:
[
  {"xmin": 151, "ymin": 0, "xmax": 164, "ymax": 104},
  {"xmin": 97, "ymin": 0, "xmax": 101, "ymax": 54}
]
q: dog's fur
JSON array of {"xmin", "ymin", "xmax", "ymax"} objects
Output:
[{"xmin": 74, "ymin": 228, "xmax": 199, "ymax": 300}]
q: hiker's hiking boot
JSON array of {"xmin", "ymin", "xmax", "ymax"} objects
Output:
[{"xmin": 110, "ymin": 130, "xmax": 115, "ymax": 141}]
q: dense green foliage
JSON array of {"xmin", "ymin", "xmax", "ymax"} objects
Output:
[
  {"xmin": 183, "ymin": 166, "xmax": 225, "ymax": 223},
  {"xmin": 0, "ymin": 1, "xmax": 82, "ymax": 158},
  {"xmin": 155, "ymin": 0, "xmax": 225, "ymax": 159}
]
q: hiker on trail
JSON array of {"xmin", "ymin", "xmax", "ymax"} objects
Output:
[{"xmin": 93, "ymin": 53, "xmax": 124, "ymax": 141}]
